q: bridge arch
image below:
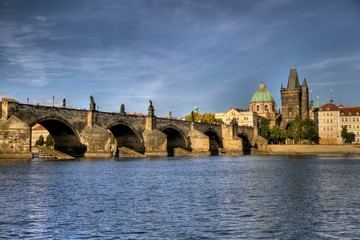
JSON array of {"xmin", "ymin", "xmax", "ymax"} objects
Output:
[
  {"xmin": 204, "ymin": 129, "xmax": 223, "ymax": 155},
  {"xmin": 160, "ymin": 125, "xmax": 187, "ymax": 156},
  {"xmin": 31, "ymin": 116, "xmax": 85, "ymax": 156},
  {"xmin": 108, "ymin": 122, "xmax": 145, "ymax": 155},
  {"xmin": 237, "ymin": 132, "xmax": 252, "ymax": 155}
]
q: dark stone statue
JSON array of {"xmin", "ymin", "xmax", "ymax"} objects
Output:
[
  {"xmin": 62, "ymin": 98, "xmax": 66, "ymax": 108},
  {"xmin": 90, "ymin": 95, "xmax": 96, "ymax": 111},
  {"xmin": 120, "ymin": 103, "xmax": 125, "ymax": 115},
  {"xmin": 148, "ymin": 99, "xmax": 154, "ymax": 117}
]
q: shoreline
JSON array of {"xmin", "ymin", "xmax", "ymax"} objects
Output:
[{"xmin": 264, "ymin": 144, "xmax": 360, "ymax": 155}]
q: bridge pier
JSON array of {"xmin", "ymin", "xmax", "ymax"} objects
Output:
[
  {"xmin": 143, "ymin": 105, "xmax": 168, "ymax": 157},
  {"xmin": 220, "ymin": 120, "xmax": 244, "ymax": 155},
  {"xmin": 81, "ymin": 124, "xmax": 112, "ymax": 158},
  {"xmin": 187, "ymin": 123, "xmax": 211, "ymax": 156},
  {"xmin": 0, "ymin": 99, "xmax": 33, "ymax": 159}
]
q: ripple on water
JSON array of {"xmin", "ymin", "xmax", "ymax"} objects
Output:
[{"xmin": 0, "ymin": 155, "xmax": 359, "ymax": 239}]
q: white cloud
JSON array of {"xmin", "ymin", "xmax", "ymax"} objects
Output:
[{"xmin": 306, "ymin": 54, "xmax": 360, "ymax": 70}]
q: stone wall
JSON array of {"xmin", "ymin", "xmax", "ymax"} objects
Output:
[
  {"xmin": 0, "ymin": 116, "xmax": 33, "ymax": 159},
  {"xmin": 267, "ymin": 144, "xmax": 360, "ymax": 154}
]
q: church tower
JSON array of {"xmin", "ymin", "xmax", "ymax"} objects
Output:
[{"xmin": 280, "ymin": 68, "xmax": 309, "ymax": 128}]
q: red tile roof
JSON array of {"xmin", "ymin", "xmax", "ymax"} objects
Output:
[
  {"xmin": 340, "ymin": 106, "xmax": 360, "ymax": 116},
  {"xmin": 318, "ymin": 103, "xmax": 339, "ymax": 111}
]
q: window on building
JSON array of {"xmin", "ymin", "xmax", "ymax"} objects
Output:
[
  {"xmin": 257, "ymin": 105, "xmax": 259, "ymax": 112},
  {"xmin": 265, "ymin": 105, "xmax": 268, "ymax": 111},
  {"xmin": 327, "ymin": 120, "xmax": 329, "ymax": 123},
  {"xmin": 331, "ymin": 120, "xmax": 333, "ymax": 123},
  {"xmin": 345, "ymin": 118, "xmax": 347, "ymax": 122},
  {"xmin": 244, "ymin": 117, "xmax": 248, "ymax": 121},
  {"xmin": 342, "ymin": 118, "xmax": 344, "ymax": 121}
]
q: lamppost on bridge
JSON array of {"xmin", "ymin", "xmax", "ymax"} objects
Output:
[{"xmin": 52, "ymin": 96, "xmax": 55, "ymax": 107}]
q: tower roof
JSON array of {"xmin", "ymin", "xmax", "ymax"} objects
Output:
[
  {"xmin": 287, "ymin": 69, "xmax": 300, "ymax": 89},
  {"xmin": 250, "ymin": 82, "xmax": 275, "ymax": 103}
]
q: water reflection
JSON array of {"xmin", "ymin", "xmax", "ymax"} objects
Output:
[{"xmin": 0, "ymin": 155, "xmax": 359, "ymax": 239}]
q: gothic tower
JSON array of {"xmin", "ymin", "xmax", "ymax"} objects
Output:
[{"xmin": 280, "ymin": 68, "xmax": 309, "ymax": 128}]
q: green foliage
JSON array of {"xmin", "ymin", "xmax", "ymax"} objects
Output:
[
  {"xmin": 286, "ymin": 116, "xmax": 319, "ymax": 144},
  {"xmin": 341, "ymin": 125, "xmax": 356, "ymax": 144},
  {"xmin": 286, "ymin": 115, "xmax": 302, "ymax": 143},
  {"xmin": 35, "ymin": 135, "xmax": 44, "ymax": 146},
  {"xmin": 259, "ymin": 118, "xmax": 270, "ymax": 139},
  {"xmin": 269, "ymin": 125, "xmax": 286, "ymax": 144},
  {"xmin": 45, "ymin": 134, "xmax": 55, "ymax": 147},
  {"xmin": 185, "ymin": 112, "xmax": 223, "ymax": 124},
  {"xmin": 185, "ymin": 111, "xmax": 202, "ymax": 122},
  {"xmin": 302, "ymin": 118, "xmax": 319, "ymax": 143}
]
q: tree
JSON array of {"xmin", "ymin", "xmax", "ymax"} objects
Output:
[
  {"xmin": 287, "ymin": 115, "xmax": 303, "ymax": 143},
  {"xmin": 35, "ymin": 135, "xmax": 44, "ymax": 146},
  {"xmin": 184, "ymin": 112, "xmax": 223, "ymax": 124},
  {"xmin": 185, "ymin": 111, "xmax": 202, "ymax": 122},
  {"xmin": 341, "ymin": 125, "xmax": 356, "ymax": 144},
  {"xmin": 269, "ymin": 125, "xmax": 286, "ymax": 144},
  {"xmin": 45, "ymin": 134, "xmax": 55, "ymax": 147},
  {"xmin": 286, "ymin": 116, "xmax": 320, "ymax": 144},
  {"xmin": 259, "ymin": 118, "xmax": 270, "ymax": 140},
  {"xmin": 302, "ymin": 118, "xmax": 319, "ymax": 144}
]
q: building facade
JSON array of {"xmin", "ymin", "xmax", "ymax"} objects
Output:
[
  {"xmin": 31, "ymin": 123, "xmax": 50, "ymax": 146},
  {"xmin": 280, "ymin": 69, "xmax": 309, "ymax": 129},
  {"xmin": 315, "ymin": 103, "xmax": 339, "ymax": 144},
  {"xmin": 315, "ymin": 103, "xmax": 360, "ymax": 144},
  {"xmin": 339, "ymin": 106, "xmax": 360, "ymax": 144},
  {"xmin": 215, "ymin": 108, "xmax": 257, "ymax": 127}
]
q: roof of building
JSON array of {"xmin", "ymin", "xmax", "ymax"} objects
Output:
[
  {"xmin": 340, "ymin": 106, "xmax": 360, "ymax": 116},
  {"xmin": 318, "ymin": 103, "xmax": 339, "ymax": 111},
  {"xmin": 32, "ymin": 123, "xmax": 47, "ymax": 131},
  {"xmin": 250, "ymin": 82, "xmax": 275, "ymax": 103},
  {"xmin": 287, "ymin": 69, "xmax": 300, "ymax": 89}
]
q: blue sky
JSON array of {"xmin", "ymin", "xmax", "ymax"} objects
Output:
[{"xmin": 1, "ymin": 0, "xmax": 360, "ymax": 117}]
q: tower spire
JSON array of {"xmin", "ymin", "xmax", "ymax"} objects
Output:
[{"xmin": 330, "ymin": 89, "xmax": 333, "ymax": 103}]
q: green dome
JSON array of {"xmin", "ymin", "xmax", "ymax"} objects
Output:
[{"xmin": 250, "ymin": 83, "xmax": 275, "ymax": 103}]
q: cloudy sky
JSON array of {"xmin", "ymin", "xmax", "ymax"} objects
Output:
[{"xmin": 1, "ymin": 0, "xmax": 360, "ymax": 117}]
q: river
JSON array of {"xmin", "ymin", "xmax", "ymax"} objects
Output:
[{"xmin": 0, "ymin": 155, "xmax": 359, "ymax": 239}]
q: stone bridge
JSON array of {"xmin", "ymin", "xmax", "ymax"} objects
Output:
[{"xmin": 0, "ymin": 97, "xmax": 266, "ymax": 159}]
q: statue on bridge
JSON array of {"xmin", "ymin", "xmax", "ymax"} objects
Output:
[
  {"xmin": 148, "ymin": 100, "xmax": 154, "ymax": 117},
  {"xmin": 120, "ymin": 103, "xmax": 126, "ymax": 115},
  {"xmin": 90, "ymin": 95, "xmax": 96, "ymax": 111}
]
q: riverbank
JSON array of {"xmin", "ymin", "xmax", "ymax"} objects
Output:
[{"xmin": 265, "ymin": 144, "xmax": 360, "ymax": 155}]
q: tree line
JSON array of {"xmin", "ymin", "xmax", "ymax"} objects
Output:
[
  {"xmin": 259, "ymin": 116, "xmax": 319, "ymax": 144},
  {"xmin": 35, "ymin": 134, "xmax": 55, "ymax": 147}
]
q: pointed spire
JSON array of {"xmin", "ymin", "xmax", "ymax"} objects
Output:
[
  {"xmin": 287, "ymin": 69, "xmax": 300, "ymax": 89},
  {"xmin": 302, "ymin": 78, "xmax": 308, "ymax": 88},
  {"xmin": 329, "ymin": 89, "xmax": 333, "ymax": 103}
]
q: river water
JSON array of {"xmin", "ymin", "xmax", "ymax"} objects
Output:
[{"xmin": 0, "ymin": 155, "xmax": 359, "ymax": 239}]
